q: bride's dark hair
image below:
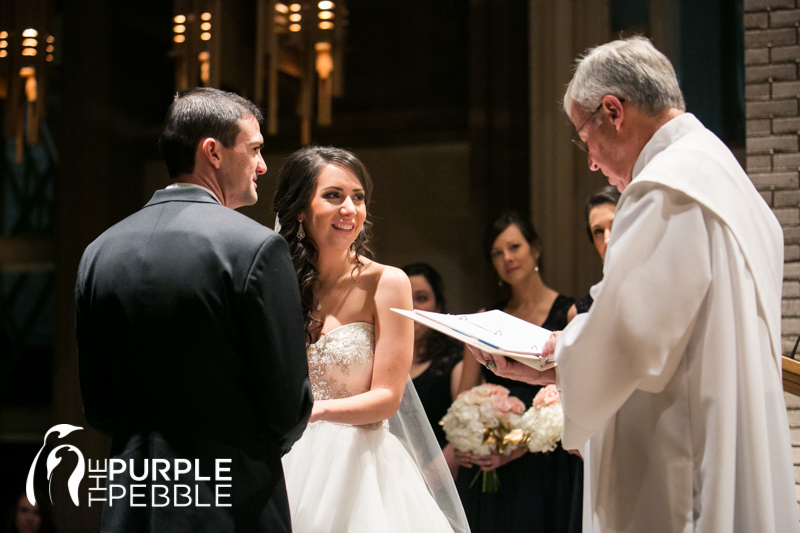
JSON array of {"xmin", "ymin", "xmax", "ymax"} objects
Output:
[{"xmin": 273, "ymin": 146, "xmax": 374, "ymax": 338}]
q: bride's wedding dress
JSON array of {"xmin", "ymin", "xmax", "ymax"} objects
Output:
[{"xmin": 282, "ymin": 322, "xmax": 469, "ymax": 533}]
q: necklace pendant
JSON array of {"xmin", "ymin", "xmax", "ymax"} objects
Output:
[{"xmin": 316, "ymin": 302, "xmax": 321, "ymax": 311}]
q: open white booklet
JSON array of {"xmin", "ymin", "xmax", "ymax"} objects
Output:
[{"xmin": 391, "ymin": 308, "xmax": 555, "ymax": 370}]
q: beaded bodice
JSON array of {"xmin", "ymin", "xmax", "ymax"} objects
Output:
[{"xmin": 307, "ymin": 322, "xmax": 375, "ymax": 401}]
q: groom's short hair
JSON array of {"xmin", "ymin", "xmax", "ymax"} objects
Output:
[{"xmin": 159, "ymin": 87, "xmax": 263, "ymax": 179}]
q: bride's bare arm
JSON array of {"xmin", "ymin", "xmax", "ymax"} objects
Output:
[{"xmin": 310, "ymin": 266, "xmax": 413, "ymax": 425}]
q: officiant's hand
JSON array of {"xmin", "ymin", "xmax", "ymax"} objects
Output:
[
  {"xmin": 540, "ymin": 331, "xmax": 561, "ymax": 360},
  {"xmin": 465, "ymin": 345, "xmax": 557, "ymax": 386}
]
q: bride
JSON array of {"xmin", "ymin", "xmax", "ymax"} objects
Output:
[{"xmin": 273, "ymin": 146, "xmax": 468, "ymax": 533}]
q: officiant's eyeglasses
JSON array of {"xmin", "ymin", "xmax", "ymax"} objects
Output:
[
  {"xmin": 571, "ymin": 99, "xmax": 625, "ymax": 153},
  {"xmin": 571, "ymin": 104, "xmax": 603, "ymax": 153}
]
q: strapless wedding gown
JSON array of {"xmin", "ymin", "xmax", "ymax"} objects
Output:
[{"xmin": 282, "ymin": 322, "xmax": 466, "ymax": 532}]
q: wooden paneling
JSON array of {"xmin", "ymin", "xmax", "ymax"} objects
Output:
[
  {"xmin": 783, "ymin": 356, "xmax": 800, "ymax": 397},
  {"xmin": 528, "ymin": 0, "xmax": 611, "ymax": 299}
]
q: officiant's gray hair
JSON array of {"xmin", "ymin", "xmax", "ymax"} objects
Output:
[{"xmin": 563, "ymin": 36, "xmax": 685, "ymax": 118}]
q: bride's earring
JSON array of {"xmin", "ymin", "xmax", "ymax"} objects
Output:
[{"xmin": 297, "ymin": 221, "xmax": 305, "ymax": 240}]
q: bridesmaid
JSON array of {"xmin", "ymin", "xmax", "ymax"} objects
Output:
[
  {"xmin": 455, "ymin": 211, "xmax": 582, "ymax": 533},
  {"xmin": 568, "ymin": 184, "xmax": 620, "ymax": 320}
]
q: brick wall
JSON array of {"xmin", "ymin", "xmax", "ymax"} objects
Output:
[{"xmin": 744, "ymin": 0, "xmax": 800, "ymax": 512}]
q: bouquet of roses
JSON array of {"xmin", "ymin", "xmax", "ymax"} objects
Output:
[
  {"xmin": 440, "ymin": 383, "xmax": 526, "ymax": 492},
  {"xmin": 519, "ymin": 384, "xmax": 563, "ymax": 453}
]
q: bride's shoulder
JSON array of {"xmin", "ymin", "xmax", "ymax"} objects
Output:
[{"xmin": 356, "ymin": 259, "xmax": 410, "ymax": 295}]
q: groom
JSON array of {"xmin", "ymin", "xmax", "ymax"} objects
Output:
[{"xmin": 76, "ymin": 88, "xmax": 313, "ymax": 532}]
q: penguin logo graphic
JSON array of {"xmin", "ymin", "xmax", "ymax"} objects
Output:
[{"xmin": 26, "ymin": 424, "xmax": 86, "ymax": 506}]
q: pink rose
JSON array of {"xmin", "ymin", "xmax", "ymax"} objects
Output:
[
  {"xmin": 508, "ymin": 396, "xmax": 525, "ymax": 414},
  {"xmin": 483, "ymin": 384, "xmax": 510, "ymax": 397},
  {"xmin": 491, "ymin": 394, "xmax": 525, "ymax": 415},
  {"xmin": 533, "ymin": 384, "xmax": 560, "ymax": 409},
  {"xmin": 460, "ymin": 383, "xmax": 511, "ymax": 405}
]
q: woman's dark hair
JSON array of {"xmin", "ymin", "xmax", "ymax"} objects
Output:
[
  {"xmin": 401, "ymin": 262, "xmax": 460, "ymax": 365},
  {"xmin": 159, "ymin": 87, "xmax": 263, "ymax": 179},
  {"xmin": 484, "ymin": 210, "xmax": 543, "ymax": 270},
  {"xmin": 273, "ymin": 146, "xmax": 374, "ymax": 338},
  {"xmin": 584, "ymin": 185, "xmax": 620, "ymax": 242},
  {"xmin": 401, "ymin": 262, "xmax": 447, "ymax": 313}
]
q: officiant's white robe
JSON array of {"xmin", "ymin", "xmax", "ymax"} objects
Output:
[{"xmin": 556, "ymin": 113, "xmax": 799, "ymax": 533}]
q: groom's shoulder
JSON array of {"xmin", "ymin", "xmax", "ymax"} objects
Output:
[
  {"xmin": 202, "ymin": 204, "xmax": 272, "ymax": 233},
  {"xmin": 87, "ymin": 201, "xmax": 278, "ymax": 258},
  {"xmin": 202, "ymin": 210, "xmax": 289, "ymax": 262},
  {"xmin": 187, "ymin": 207, "xmax": 280, "ymax": 255}
]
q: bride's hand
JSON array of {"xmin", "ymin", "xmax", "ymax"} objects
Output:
[
  {"xmin": 476, "ymin": 447, "xmax": 527, "ymax": 472},
  {"xmin": 308, "ymin": 400, "xmax": 327, "ymax": 423}
]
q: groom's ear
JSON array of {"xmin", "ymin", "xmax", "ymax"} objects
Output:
[{"xmin": 200, "ymin": 137, "xmax": 222, "ymax": 169}]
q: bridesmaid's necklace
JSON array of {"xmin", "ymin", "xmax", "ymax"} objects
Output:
[{"xmin": 315, "ymin": 258, "xmax": 351, "ymax": 312}]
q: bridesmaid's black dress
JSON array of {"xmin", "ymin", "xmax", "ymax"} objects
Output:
[
  {"xmin": 456, "ymin": 295, "xmax": 583, "ymax": 533},
  {"xmin": 412, "ymin": 342, "xmax": 463, "ymax": 449}
]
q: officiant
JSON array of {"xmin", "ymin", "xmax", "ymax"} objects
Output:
[{"xmin": 471, "ymin": 37, "xmax": 799, "ymax": 532}]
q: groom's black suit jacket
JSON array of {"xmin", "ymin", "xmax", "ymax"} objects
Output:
[{"xmin": 76, "ymin": 187, "xmax": 313, "ymax": 532}]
